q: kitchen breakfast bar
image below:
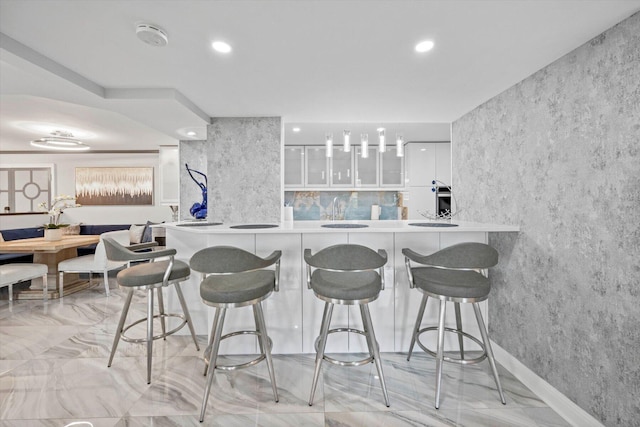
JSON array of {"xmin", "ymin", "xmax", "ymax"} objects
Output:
[{"xmin": 161, "ymin": 220, "xmax": 519, "ymax": 355}]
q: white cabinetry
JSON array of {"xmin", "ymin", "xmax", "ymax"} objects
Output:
[
  {"xmin": 403, "ymin": 142, "xmax": 450, "ymax": 219},
  {"xmin": 304, "ymin": 146, "xmax": 329, "ymax": 187},
  {"xmin": 330, "ymin": 147, "xmax": 353, "ymax": 187},
  {"xmin": 354, "ymin": 147, "xmax": 379, "ymax": 187},
  {"xmin": 284, "ymin": 146, "xmax": 304, "ymax": 187},
  {"xmin": 380, "ymin": 146, "xmax": 404, "ymax": 187},
  {"xmin": 158, "ymin": 146, "xmax": 179, "ymax": 204}
]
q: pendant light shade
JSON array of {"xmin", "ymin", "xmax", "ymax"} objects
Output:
[
  {"xmin": 325, "ymin": 133, "xmax": 333, "ymax": 157},
  {"xmin": 343, "ymin": 130, "xmax": 351, "ymax": 152},
  {"xmin": 377, "ymin": 128, "xmax": 386, "ymax": 153},
  {"xmin": 361, "ymin": 134, "xmax": 369, "ymax": 158}
]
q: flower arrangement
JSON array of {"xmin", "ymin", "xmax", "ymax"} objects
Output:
[{"xmin": 38, "ymin": 195, "xmax": 81, "ymax": 229}]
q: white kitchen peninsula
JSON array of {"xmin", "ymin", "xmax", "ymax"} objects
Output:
[{"xmin": 162, "ymin": 220, "xmax": 518, "ymax": 355}]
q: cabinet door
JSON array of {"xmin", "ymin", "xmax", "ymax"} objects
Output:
[
  {"xmin": 330, "ymin": 147, "xmax": 353, "ymax": 187},
  {"xmin": 435, "ymin": 143, "xmax": 451, "ymax": 185},
  {"xmin": 305, "ymin": 146, "xmax": 329, "ymax": 187},
  {"xmin": 159, "ymin": 146, "xmax": 179, "ymax": 204},
  {"xmin": 354, "ymin": 147, "xmax": 378, "ymax": 187},
  {"xmin": 284, "ymin": 146, "xmax": 304, "ymax": 187},
  {"xmin": 406, "ymin": 143, "xmax": 436, "ymax": 187},
  {"xmin": 380, "ymin": 146, "xmax": 404, "ymax": 187}
]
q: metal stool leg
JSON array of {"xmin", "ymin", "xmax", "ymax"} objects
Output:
[
  {"xmin": 407, "ymin": 294, "xmax": 428, "ymax": 361},
  {"xmin": 146, "ymin": 287, "xmax": 154, "ymax": 384},
  {"xmin": 157, "ymin": 287, "xmax": 166, "ymax": 339},
  {"xmin": 255, "ymin": 302, "xmax": 278, "ymax": 402},
  {"xmin": 203, "ymin": 311, "xmax": 219, "ymax": 376},
  {"xmin": 361, "ymin": 304, "xmax": 390, "ymax": 407},
  {"xmin": 174, "ymin": 284, "xmax": 200, "ymax": 351},
  {"xmin": 108, "ymin": 288, "xmax": 134, "ymax": 367},
  {"xmin": 200, "ymin": 307, "xmax": 226, "ymax": 422},
  {"xmin": 435, "ymin": 299, "xmax": 447, "ymax": 409},
  {"xmin": 454, "ymin": 302, "xmax": 464, "ymax": 360},
  {"xmin": 309, "ymin": 302, "xmax": 333, "ymax": 406},
  {"xmin": 472, "ymin": 303, "xmax": 506, "ymax": 404}
]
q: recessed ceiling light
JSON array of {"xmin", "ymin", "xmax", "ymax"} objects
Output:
[
  {"xmin": 415, "ymin": 40, "xmax": 434, "ymax": 53},
  {"xmin": 212, "ymin": 41, "xmax": 232, "ymax": 53},
  {"xmin": 186, "ymin": 131, "xmax": 197, "ymax": 136},
  {"xmin": 292, "ymin": 127, "xmax": 301, "ymax": 132}
]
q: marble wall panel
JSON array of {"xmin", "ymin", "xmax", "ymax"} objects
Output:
[
  {"xmin": 452, "ymin": 12, "xmax": 639, "ymax": 427},
  {"xmin": 207, "ymin": 117, "xmax": 281, "ymax": 224}
]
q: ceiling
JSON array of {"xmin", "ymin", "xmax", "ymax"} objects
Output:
[{"xmin": 1, "ymin": 0, "xmax": 639, "ymax": 152}]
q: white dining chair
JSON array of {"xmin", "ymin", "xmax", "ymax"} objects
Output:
[
  {"xmin": 0, "ymin": 263, "xmax": 48, "ymax": 301},
  {"xmin": 57, "ymin": 230, "xmax": 130, "ymax": 297}
]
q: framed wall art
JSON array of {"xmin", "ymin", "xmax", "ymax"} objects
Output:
[{"xmin": 75, "ymin": 167, "xmax": 153, "ymax": 206}]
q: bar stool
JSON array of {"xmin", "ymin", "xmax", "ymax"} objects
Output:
[
  {"xmin": 403, "ymin": 242, "xmax": 506, "ymax": 408},
  {"xmin": 102, "ymin": 237, "xmax": 200, "ymax": 384},
  {"xmin": 190, "ymin": 246, "xmax": 282, "ymax": 423},
  {"xmin": 304, "ymin": 244, "xmax": 390, "ymax": 407}
]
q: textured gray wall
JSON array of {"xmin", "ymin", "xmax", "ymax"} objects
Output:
[
  {"xmin": 452, "ymin": 13, "xmax": 639, "ymax": 427},
  {"xmin": 207, "ymin": 117, "xmax": 281, "ymax": 223},
  {"xmin": 179, "ymin": 140, "xmax": 208, "ymax": 221}
]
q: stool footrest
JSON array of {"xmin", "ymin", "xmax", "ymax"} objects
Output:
[
  {"xmin": 315, "ymin": 327, "xmax": 376, "ymax": 367},
  {"xmin": 416, "ymin": 326, "xmax": 487, "ymax": 365},
  {"xmin": 121, "ymin": 313, "xmax": 187, "ymax": 344},
  {"xmin": 204, "ymin": 330, "xmax": 273, "ymax": 371}
]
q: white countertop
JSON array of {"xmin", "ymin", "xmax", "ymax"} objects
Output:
[{"xmin": 162, "ymin": 220, "xmax": 519, "ymax": 234}]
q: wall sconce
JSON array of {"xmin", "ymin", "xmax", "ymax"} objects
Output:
[
  {"xmin": 396, "ymin": 134, "xmax": 404, "ymax": 157},
  {"xmin": 325, "ymin": 133, "xmax": 333, "ymax": 158},
  {"xmin": 343, "ymin": 130, "xmax": 351, "ymax": 152},
  {"xmin": 361, "ymin": 133, "xmax": 369, "ymax": 158},
  {"xmin": 377, "ymin": 128, "xmax": 386, "ymax": 153}
]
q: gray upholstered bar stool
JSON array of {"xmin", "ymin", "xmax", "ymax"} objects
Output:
[
  {"xmin": 102, "ymin": 237, "xmax": 200, "ymax": 384},
  {"xmin": 403, "ymin": 242, "xmax": 506, "ymax": 409},
  {"xmin": 304, "ymin": 244, "xmax": 390, "ymax": 407},
  {"xmin": 190, "ymin": 246, "xmax": 282, "ymax": 423}
]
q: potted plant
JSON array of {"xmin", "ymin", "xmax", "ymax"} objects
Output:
[{"xmin": 38, "ymin": 195, "xmax": 80, "ymax": 241}]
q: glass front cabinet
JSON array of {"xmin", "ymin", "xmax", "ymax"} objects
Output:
[
  {"xmin": 354, "ymin": 147, "xmax": 379, "ymax": 187},
  {"xmin": 284, "ymin": 146, "xmax": 304, "ymax": 187},
  {"xmin": 304, "ymin": 146, "xmax": 329, "ymax": 187},
  {"xmin": 380, "ymin": 146, "xmax": 404, "ymax": 187},
  {"xmin": 330, "ymin": 147, "xmax": 353, "ymax": 187}
]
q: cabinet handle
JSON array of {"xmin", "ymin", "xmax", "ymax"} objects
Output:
[
  {"xmin": 347, "ymin": 168, "xmax": 350, "ymax": 178},
  {"xmin": 321, "ymin": 171, "xmax": 325, "ymax": 180},
  {"xmin": 338, "ymin": 172, "xmax": 341, "ymax": 180}
]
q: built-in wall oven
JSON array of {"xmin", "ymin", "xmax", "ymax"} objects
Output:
[{"xmin": 435, "ymin": 186, "xmax": 452, "ymax": 216}]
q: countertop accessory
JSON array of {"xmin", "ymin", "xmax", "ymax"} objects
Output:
[{"xmin": 417, "ymin": 180, "xmax": 462, "ymax": 221}]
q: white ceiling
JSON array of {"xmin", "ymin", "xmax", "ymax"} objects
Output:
[{"xmin": 1, "ymin": 0, "xmax": 638, "ymax": 151}]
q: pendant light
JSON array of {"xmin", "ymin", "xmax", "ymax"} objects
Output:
[
  {"xmin": 361, "ymin": 133, "xmax": 369, "ymax": 158},
  {"xmin": 396, "ymin": 133, "xmax": 404, "ymax": 157},
  {"xmin": 343, "ymin": 130, "xmax": 351, "ymax": 152},
  {"xmin": 325, "ymin": 133, "xmax": 333, "ymax": 157},
  {"xmin": 377, "ymin": 128, "xmax": 386, "ymax": 153}
]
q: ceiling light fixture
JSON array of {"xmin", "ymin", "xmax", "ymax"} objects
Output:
[
  {"xmin": 343, "ymin": 130, "xmax": 351, "ymax": 152},
  {"xmin": 325, "ymin": 133, "xmax": 333, "ymax": 158},
  {"xmin": 186, "ymin": 131, "xmax": 197, "ymax": 137},
  {"xmin": 30, "ymin": 131, "xmax": 90, "ymax": 151},
  {"xmin": 292, "ymin": 127, "xmax": 301, "ymax": 132},
  {"xmin": 212, "ymin": 41, "xmax": 232, "ymax": 53},
  {"xmin": 415, "ymin": 40, "xmax": 434, "ymax": 53},
  {"xmin": 361, "ymin": 134, "xmax": 369, "ymax": 158},
  {"xmin": 377, "ymin": 128, "xmax": 386, "ymax": 153},
  {"xmin": 136, "ymin": 23, "xmax": 168, "ymax": 47}
]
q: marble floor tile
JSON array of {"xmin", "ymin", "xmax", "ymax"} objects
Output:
[{"xmin": 0, "ymin": 284, "xmax": 571, "ymax": 426}]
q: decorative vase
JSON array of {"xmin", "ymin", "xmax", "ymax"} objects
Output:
[{"xmin": 44, "ymin": 228, "xmax": 63, "ymax": 241}]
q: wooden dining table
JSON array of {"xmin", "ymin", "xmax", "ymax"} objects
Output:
[{"xmin": 0, "ymin": 234, "xmax": 100, "ymax": 300}]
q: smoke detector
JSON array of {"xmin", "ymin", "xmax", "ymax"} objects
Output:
[{"xmin": 136, "ymin": 23, "xmax": 168, "ymax": 47}]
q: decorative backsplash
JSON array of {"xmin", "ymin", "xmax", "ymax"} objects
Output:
[{"xmin": 284, "ymin": 191, "xmax": 402, "ymax": 221}]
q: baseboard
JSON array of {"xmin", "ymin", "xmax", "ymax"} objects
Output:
[{"xmin": 491, "ymin": 340, "xmax": 604, "ymax": 427}]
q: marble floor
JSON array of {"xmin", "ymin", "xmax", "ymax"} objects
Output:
[{"xmin": 0, "ymin": 278, "xmax": 570, "ymax": 427}]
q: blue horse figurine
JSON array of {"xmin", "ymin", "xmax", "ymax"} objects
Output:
[{"xmin": 185, "ymin": 163, "xmax": 208, "ymax": 219}]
